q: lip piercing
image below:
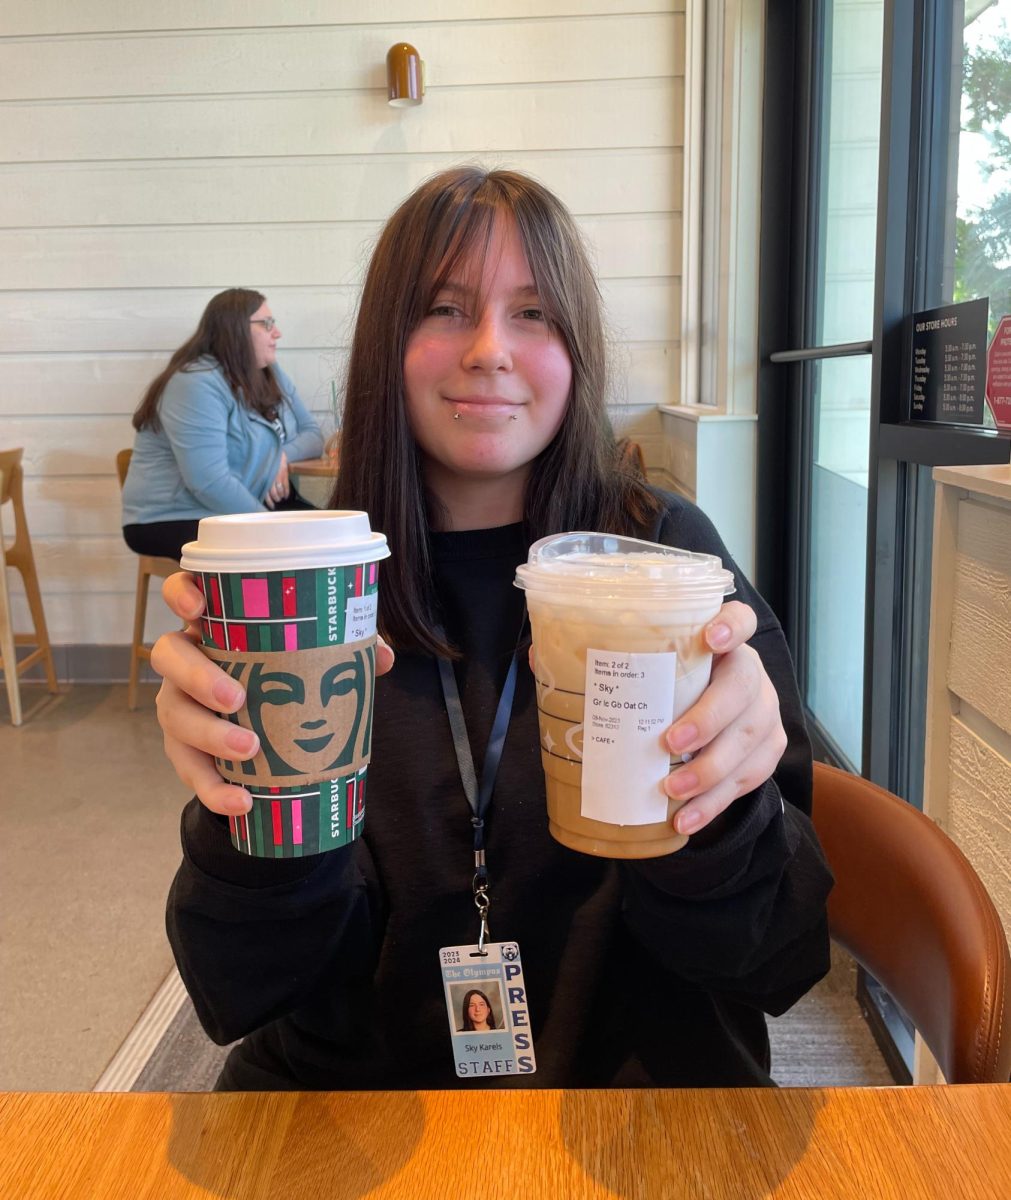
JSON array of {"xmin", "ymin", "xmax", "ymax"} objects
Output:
[{"xmin": 452, "ymin": 410, "xmax": 518, "ymax": 420}]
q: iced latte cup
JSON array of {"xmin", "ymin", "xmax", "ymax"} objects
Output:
[{"xmin": 515, "ymin": 533, "xmax": 734, "ymax": 858}]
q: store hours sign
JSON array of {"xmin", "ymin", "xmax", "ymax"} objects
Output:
[{"xmin": 910, "ymin": 297, "xmax": 988, "ymax": 425}]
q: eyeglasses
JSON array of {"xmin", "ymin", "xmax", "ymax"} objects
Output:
[{"xmin": 250, "ymin": 317, "xmax": 277, "ymax": 332}]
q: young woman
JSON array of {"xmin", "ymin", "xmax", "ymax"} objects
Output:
[
  {"xmin": 154, "ymin": 168, "xmax": 832, "ymax": 1091},
  {"xmin": 121, "ymin": 288, "xmax": 324, "ymax": 561},
  {"xmin": 460, "ymin": 990, "xmax": 497, "ymax": 1033}
]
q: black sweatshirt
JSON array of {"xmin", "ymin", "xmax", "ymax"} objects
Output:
[{"xmin": 166, "ymin": 492, "xmax": 833, "ymax": 1090}]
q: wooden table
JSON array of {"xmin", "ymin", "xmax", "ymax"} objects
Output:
[
  {"xmin": 288, "ymin": 455, "xmax": 339, "ymax": 479},
  {"xmin": 2, "ymin": 1086, "xmax": 1009, "ymax": 1198}
]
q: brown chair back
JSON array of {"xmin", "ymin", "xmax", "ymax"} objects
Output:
[
  {"xmin": 615, "ymin": 437, "xmax": 647, "ymax": 480},
  {"xmin": 0, "ymin": 447, "xmax": 25, "ymax": 510},
  {"xmin": 1, "ymin": 446, "xmax": 37, "ymax": 559},
  {"xmin": 115, "ymin": 448, "xmax": 132, "ymax": 490},
  {"xmin": 0, "ymin": 446, "xmax": 58, "ymax": 722},
  {"xmin": 113, "ymin": 446, "xmax": 179, "ymax": 709},
  {"xmin": 812, "ymin": 761, "xmax": 1011, "ymax": 1083}
]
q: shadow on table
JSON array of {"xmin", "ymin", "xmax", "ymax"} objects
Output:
[
  {"xmin": 167, "ymin": 1091, "xmax": 425, "ymax": 1199},
  {"xmin": 559, "ymin": 1087, "xmax": 826, "ymax": 1199}
]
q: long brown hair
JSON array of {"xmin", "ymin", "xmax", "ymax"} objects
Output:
[
  {"xmin": 132, "ymin": 288, "xmax": 282, "ymax": 432},
  {"xmin": 332, "ymin": 167, "xmax": 661, "ymax": 656}
]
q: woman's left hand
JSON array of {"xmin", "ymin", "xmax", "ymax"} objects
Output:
[
  {"xmin": 663, "ymin": 601, "xmax": 788, "ymax": 837},
  {"xmin": 264, "ymin": 451, "xmax": 290, "ymax": 510}
]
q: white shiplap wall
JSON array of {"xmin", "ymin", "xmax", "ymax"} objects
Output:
[{"xmin": 0, "ymin": 1, "xmax": 683, "ymax": 659}]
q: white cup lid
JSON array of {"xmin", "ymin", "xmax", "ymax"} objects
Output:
[
  {"xmin": 180, "ymin": 510, "xmax": 390, "ymax": 573},
  {"xmin": 514, "ymin": 532, "xmax": 734, "ymax": 600}
]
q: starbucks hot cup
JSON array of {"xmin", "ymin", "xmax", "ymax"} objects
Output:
[
  {"xmin": 181, "ymin": 511, "xmax": 390, "ymax": 858},
  {"xmin": 515, "ymin": 532, "xmax": 734, "ymax": 858}
]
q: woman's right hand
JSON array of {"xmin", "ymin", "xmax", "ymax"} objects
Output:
[{"xmin": 152, "ymin": 572, "xmax": 395, "ymax": 816}]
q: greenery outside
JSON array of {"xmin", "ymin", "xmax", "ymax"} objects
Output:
[{"xmin": 956, "ymin": 5, "xmax": 1011, "ymax": 337}]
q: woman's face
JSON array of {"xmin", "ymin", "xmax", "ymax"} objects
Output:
[
  {"xmin": 468, "ymin": 993, "xmax": 491, "ymax": 1025},
  {"xmin": 249, "ymin": 301, "xmax": 281, "ymax": 369},
  {"xmin": 403, "ymin": 216, "xmax": 572, "ymax": 506}
]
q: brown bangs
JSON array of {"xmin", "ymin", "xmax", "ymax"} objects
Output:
[{"xmin": 414, "ymin": 183, "xmax": 509, "ymax": 328}]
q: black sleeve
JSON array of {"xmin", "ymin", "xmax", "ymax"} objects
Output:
[
  {"xmin": 165, "ymin": 801, "xmax": 381, "ymax": 1045},
  {"xmin": 618, "ymin": 494, "xmax": 833, "ymax": 1014}
]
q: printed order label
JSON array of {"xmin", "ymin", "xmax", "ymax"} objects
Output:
[
  {"xmin": 345, "ymin": 593, "xmax": 379, "ymax": 643},
  {"xmin": 581, "ymin": 649, "xmax": 677, "ymax": 825}
]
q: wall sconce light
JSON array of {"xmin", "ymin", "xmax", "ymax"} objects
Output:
[{"xmin": 387, "ymin": 43, "xmax": 424, "ymax": 107}]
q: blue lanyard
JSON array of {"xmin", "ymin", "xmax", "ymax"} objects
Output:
[{"xmin": 436, "ymin": 627, "xmax": 523, "ymax": 950}]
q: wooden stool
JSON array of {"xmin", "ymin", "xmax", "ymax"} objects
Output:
[
  {"xmin": 0, "ymin": 448, "xmax": 59, "ymax": 725},
  {"xmin": 116, "ymin": 449, "xmax": 179, "ymax": 710}
]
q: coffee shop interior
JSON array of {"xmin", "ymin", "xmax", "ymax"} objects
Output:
[{"xmin": 2, "ymin": 0, "xmax": 1010, "ymax": 1120}]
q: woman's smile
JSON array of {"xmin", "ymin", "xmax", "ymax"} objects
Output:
[{"xmin": 447, "ymin": 394, "xmax": 524, "ymax": 419}]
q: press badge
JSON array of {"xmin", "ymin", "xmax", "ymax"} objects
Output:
[{"xmin": 440, "ymin": 941, "xmax": 536, "ymax": 1078}]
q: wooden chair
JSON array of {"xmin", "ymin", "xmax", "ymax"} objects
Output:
[
  {"xmin": 0, "ymin": 448, "xmax": 59, "ymax": 725},
  {"xmin": 115, "ymin": 449, "xmax": 179, "ymax": 710},
  {"xmin": 812, "ymin": 761, "xmax": 1011, "ymax": 1083}
]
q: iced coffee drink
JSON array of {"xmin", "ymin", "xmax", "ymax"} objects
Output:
[{"xmin": 515, "ymin": 533, "xmax": 734, "ymax": 858}]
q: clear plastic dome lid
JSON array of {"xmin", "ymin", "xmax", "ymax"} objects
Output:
[{"xmin": 514, "ymin": 532, "xmax": 735, "ymax": 600}]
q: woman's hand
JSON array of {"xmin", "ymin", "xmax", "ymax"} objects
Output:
[
  {"xmin": 151, "ymin": 572, "xmax": 396, "ymax": 816},
  {"xmin": 663, "ymin": 601, "xmax": 787, "ymax": 836},
  {"xmin": 264, "ymin": 451, "xmax": 290, "ymax": 510}
]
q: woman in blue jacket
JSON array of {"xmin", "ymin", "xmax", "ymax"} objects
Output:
[{"xmin": 121, "ymin": 288, "xmax": 324, "ymax": 560}]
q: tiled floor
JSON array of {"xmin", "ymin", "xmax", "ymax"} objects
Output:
[{"xmin": 0, "ymin": 683, "xmax": 186, "ymax": 1090}]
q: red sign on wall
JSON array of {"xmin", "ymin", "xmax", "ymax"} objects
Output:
[{"xmin": 986, "ymin": 315, "xmax": 1011, "ymax": 430}]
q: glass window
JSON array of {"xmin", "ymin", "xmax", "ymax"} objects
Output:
[
  {"xmin": 807, "ymin": 357, "xmax": 872, "ymax": 767},
  {"xmin": 951, "ymin": 1, "xmax": 1011, "ymax": 341},
  {"xmin": 817, "ymin": 1, "xmax": 884, "ymax": 347},
  {"xmin": 803, "ymin": 0, "xmax": 884, "ymax": 767}
]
